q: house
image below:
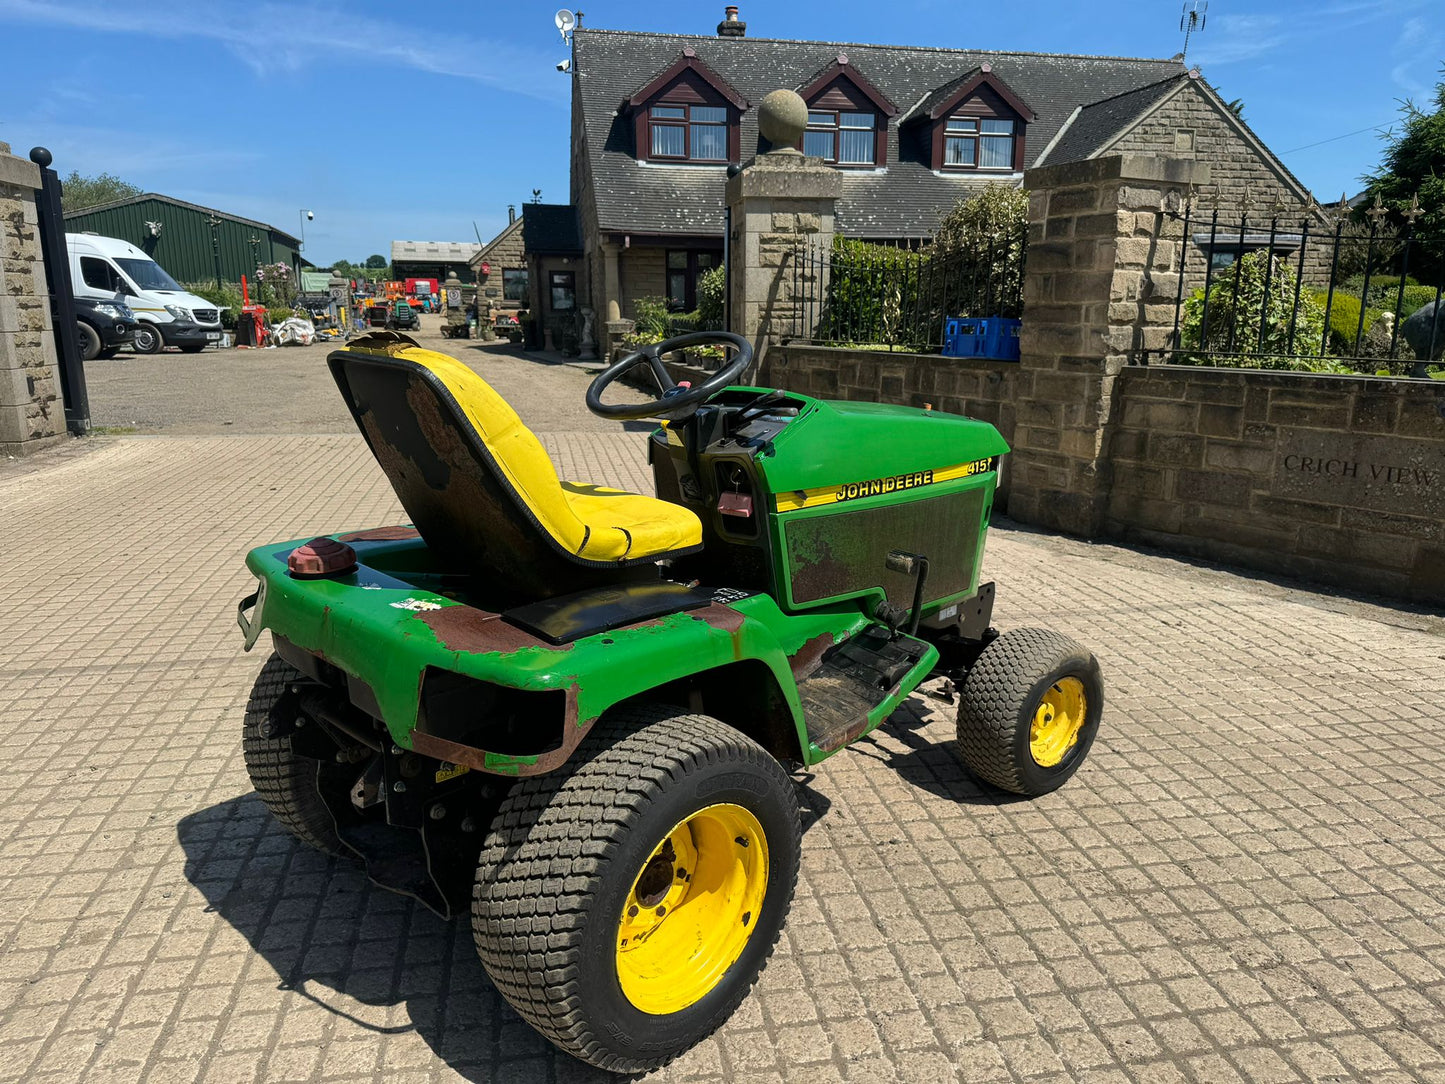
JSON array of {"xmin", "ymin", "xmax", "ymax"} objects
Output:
[
  {"xmin": 63, "ymin": 193, "xmax": 303, "ymax": 284},
  {"xmin": 390, "ymin": 240, "xmax": 482, "ymax": 284},
  {"xmin": 565, "ymin": 9, "xmax": 1320, "ymax": 325},
  {"xmin": 469, "ymin": 211, "xmax": 528, "ymax": 315}
]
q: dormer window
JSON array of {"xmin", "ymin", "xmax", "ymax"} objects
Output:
[
  {"xmin": 795, "ymin": 55, "xmax": 897, "ymax": 168},
  {"xmin": 650, "ymin": 103, "xmax": 729, "ymax": 161},
  {"xmin": 804, "ymin": 110, "xmax": 876, "ymax": 165},
  {"xmin": 628, "ymin": 48, "xmax": 748, "ymax": 166},
  {"xmin": 907, "ymin": 66, "xmax": 1035, "ymax": 174},
  {"xmin": 944, "ymin": 117, "xmax": 1017, "ymax": 169}
]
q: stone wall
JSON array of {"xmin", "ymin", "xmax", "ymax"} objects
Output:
[
  {"xmin": 1106, "ymin": 366, "xmax": 1445, "ymax": 602},
  {"xmin": 619, "ymin": 247, "xmax": 667, "ymax": 318},
  {"xmin": 0, "ymin": 144, "xmax": 64, "ymax": 455}
]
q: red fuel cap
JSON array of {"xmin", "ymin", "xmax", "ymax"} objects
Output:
[{"xmin": 288, "ymin": 536, "xmax": 358, "ymax": 578}]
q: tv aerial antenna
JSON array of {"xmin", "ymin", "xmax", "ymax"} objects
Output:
[
  {"xmin": 555, "ymin": 9, "xmax": 576, "ymax": 44},
  {"xmin": 1179, "ymin": 1, "xmax": 1207, "ymax": 61}
]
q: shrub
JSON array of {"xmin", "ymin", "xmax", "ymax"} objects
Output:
[
  {"xmin": 183, "ymin": 282, "xmax": 244, "ymax": 329},
  {"xmin": 1400, "ymin": 284, "xmax": 1440, "ymax": 317},
  {"xmin": 1310, "ymin": 290, "xmax": 1383, "ymax": 354},
  {"xmin": 696, "ymin": 265, "xmax": 725, "ymax": 330},
  {"xmin": 1179, "ymin": 251, "xmax": 1326, "ymax": 368}
]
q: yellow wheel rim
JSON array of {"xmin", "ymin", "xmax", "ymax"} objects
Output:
[
  {"xmin": 616, "ymin": 803, "xmax": 769, "ymax": 1015},
  {"xmin": 1029, "ymin": 677, "xmax": 1088, "ymax": 768}
]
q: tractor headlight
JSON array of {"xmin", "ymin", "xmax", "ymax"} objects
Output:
[{"xmin": 164, "ymin": 304, "xmax": 190, "ymax": 320}]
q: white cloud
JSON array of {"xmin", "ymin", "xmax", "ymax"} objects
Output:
[{"xmin": 0, "ymin": 0, "xmax": 567, "ymax": 103}]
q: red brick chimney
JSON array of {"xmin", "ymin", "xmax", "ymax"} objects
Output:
[{"xmin": 717, "ymin": 5, "xmax": 746, "ymax": 37}]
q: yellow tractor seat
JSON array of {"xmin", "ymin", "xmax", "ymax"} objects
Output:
[{"xmin": 328, "ymin": 334, "xmax": 702, "ymax": 599}]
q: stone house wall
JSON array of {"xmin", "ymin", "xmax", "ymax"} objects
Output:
[
  {"xmin": 474, "ymin": 219, "xmax": 526, "ymax": 313},
  {"xmin": 1111, "ymin": 79, "xmax": 1336, "ymax": 290},
  {"xmin": 0, "ymin": 143, "xmax": 65, "ymax": 455}
]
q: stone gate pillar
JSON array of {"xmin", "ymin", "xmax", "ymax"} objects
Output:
[
  {"xmin": 0, "ymin": 143, "xmax": 67, "ymax": 455},
  {"xmin": 725, "ymin": 89, "xmax": 841, "ymax": 378},
  {"xmin": 1006, "ymin": 154, "xmax": 1206, "ymax": 534}
]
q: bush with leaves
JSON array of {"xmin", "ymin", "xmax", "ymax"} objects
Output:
[
  {"xmin": 183, "ymin": 282, "xmax": 244, "ymax": 329},
  {"xmin": 696, "ymin": 265, "xmax": 725, "ymax": 330},
  {"xmin": 1179, "ymin": 251, "xmax": 1328, "ymax": 369}
]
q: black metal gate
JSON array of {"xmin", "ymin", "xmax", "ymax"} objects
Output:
[{"xmin": 28, "ymin": 147, "xmax": 89, "ymax": 435}]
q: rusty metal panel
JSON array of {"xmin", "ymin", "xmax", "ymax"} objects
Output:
[{"xmin": 783, "ymin": 487, "xmax": 984, "ymax": 607}]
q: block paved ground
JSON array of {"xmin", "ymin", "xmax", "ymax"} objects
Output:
[{"xmin": 2, "ymin": 333, "xmax": 1445, "ymax": 1083}]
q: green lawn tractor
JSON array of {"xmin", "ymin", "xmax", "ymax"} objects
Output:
[{"xmin": 234, "ymin": 329, "xmax": 1104, "ymax": 1073}]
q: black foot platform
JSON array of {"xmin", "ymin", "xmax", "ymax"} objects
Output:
[{"xmin": 797, "ymin": 625, "xmax": 930, "ymax": 754}]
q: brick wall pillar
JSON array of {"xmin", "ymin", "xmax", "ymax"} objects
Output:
[
  {"xmin": 0, "ymin": 143, "xmax": 66, "ymax": 456},
  {"xmin": 1007, "ymin": 154, "xmax": 1206, "ymax": 534},
  {"xmin": 725, "ymin": 151, "xmax": 840, "ymax": 376}
]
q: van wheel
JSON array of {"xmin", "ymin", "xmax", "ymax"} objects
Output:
[
  {"xmin": 132, "ymin": 325, "xmax": 163, "ymax": 354},
  {"xmin": 75, "ymin": 321, "xmax": 102, "ymax": 361}
]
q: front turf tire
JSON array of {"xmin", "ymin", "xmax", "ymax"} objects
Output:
[
  {"xmin": 955, "ymin": 628, "xmax": 1104, "ymax": 796},
  {"xmin": 241, "ymin": 653, "xmax": 349, "ymax": 855},
  {"xmin": 472, "ymin": 705, "xmax": 801, "ymax": 1074}
]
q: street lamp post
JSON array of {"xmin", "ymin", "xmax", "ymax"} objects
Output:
[
  {"xmin": 298, "ymin": 209, "xmax": 312, "ymax": 252},
  {"xmin": 207, "ymin": 214, "xmax": 223, "ymax": 290}
]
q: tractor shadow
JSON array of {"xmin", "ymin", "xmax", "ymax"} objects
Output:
[
  {"xmin": 850, "ymin": 693, "xmax": 1029, "ymax": 807},
  {"xmin": 178, "ymin": 785, "xmax": 826, "ymax": 1082},
  {"xmin": 178, "ymin": 794, "xmax": 617, "ymax": 1083}
]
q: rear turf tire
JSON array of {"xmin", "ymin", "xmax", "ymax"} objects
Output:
[
  {"xmin": 955, "ymin": 628, "xmax": 1104, "ymax": 796},
  {"xmin": 241, "ymin": 653, "xmax": 349, "ymax": 855},
  {"xmin": 471, "ymin": 705, "xmax": 801, "ymax": 1073}
]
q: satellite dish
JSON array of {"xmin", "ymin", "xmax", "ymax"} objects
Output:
[{"xmin": 555, "ymin": 9, "xmax": 576, "ymax": 33}]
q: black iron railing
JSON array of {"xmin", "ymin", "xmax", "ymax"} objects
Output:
[
  {"xmin": 1143, "ymin": 196, "xmax": 1445, "ymax": 377},
  {"xmin": 781, "ymin": 229, "xmax": 1027, "ymax": 352}
]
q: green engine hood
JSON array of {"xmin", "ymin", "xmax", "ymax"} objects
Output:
[{"xmin": 755, "ymin": 397, "xmax": 1010, "ymax": 497}]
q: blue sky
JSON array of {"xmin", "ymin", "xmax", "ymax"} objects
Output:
[{"xmin": 3, "ymin": 0, "xmax": 1439, "ymax": 266}]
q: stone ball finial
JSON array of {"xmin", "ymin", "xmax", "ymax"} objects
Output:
[
  {"xmin": 758, "ymin": 89, "xmax": 807, "ymax": 149},
  {"xmin": 445, "ymin": 270, "xmax": 462, "ymax": 285},
  {"xmin": 29, "ymin": 147, "xmax": 53, "ymax": 168}
]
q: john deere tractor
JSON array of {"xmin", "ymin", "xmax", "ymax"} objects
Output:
[{"xmin": 235, "ymin": 329, "xmax": 1103, "ymax": 1072}]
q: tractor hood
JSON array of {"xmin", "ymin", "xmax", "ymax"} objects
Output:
[{"xmin": 754, "ymin": 397, "xmax": 1010, "ymax": 498}]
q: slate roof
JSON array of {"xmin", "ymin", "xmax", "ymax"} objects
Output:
[
  {"xmin": 573, "ymin": 28, "xmax": 1187, "ymax": 239},
  {"xmin": 521, "ymin": 204, "xmax": 583, "ymax": 254},
  {"xmin": 1038, "ymin": 74, "xmax": 1187, "ymax": 165},
  {"xmin": 390, "ymin": 240, "xmax": 483, "ymax": 264},
  {"xmin": 63, "ymin": 192, "xmax": 301, "ymax": 245}
]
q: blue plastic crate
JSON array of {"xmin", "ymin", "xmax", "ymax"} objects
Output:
[{"xmin": 943, "ymin": 316, "xmax": 1021, "ymax": 360}]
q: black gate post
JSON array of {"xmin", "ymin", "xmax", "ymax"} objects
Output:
[{"xmin": 28, "ymin": 148, "xmax": 89, "ymax": 436}]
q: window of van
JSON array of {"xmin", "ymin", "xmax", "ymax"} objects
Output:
[
  {"xmin": 115, "ymin": 258, "xmax": 181, "ymax": 292},
  {"xmin": 80, "ymin": 257, "xmax": 122, "ymax": 293}
]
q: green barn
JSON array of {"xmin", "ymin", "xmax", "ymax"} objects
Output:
[{"xmin": 63, "ymin": 193, "xmax": 304, "ymax": 286}]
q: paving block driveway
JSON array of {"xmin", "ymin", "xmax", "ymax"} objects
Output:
[{"xmin": 2, "ymin": 333, "xmax": 1444, "ymax": 1083}]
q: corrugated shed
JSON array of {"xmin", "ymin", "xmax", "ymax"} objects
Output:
[{"xmin": 64, "ymin": 193, "xmax": 300, "ymax": 284}]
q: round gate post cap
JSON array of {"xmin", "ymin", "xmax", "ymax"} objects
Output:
[{"xmin": 758, "ymin": 90, "xmax": 807, "ymax": 149}]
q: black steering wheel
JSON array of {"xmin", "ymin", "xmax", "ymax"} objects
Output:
[{"xmin": 585, "ymin": 331, "xmax": 753, "ymax": 421}]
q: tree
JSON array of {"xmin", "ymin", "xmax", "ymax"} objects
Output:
[
  {"xmin": 1356, "ymin": 67, "xmax": 1445, "ymax": 283},
  {"xmin": 365, "ymin": 254, "xmax": 387, "ymax": 269},
  {"xmin": 60, "ymin": 171, "xmax": 141, "ymax": 212}
]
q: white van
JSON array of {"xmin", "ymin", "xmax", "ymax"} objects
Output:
[{"xmin": 66, "ymin": 233, "xmax": 224, "ymax": 354}]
